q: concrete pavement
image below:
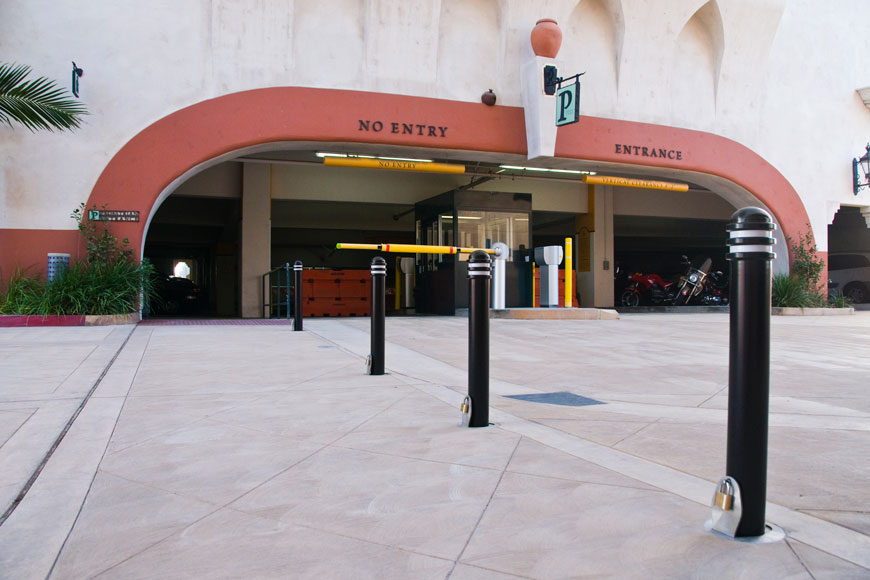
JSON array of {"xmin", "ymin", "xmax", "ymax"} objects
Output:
[{"xmin": 1, "ymin": 313, "xmax": 869, "ymax": 579}]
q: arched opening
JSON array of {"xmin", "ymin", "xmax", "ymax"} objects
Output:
[
  {"xmin": 85, "ymin": 87, "xmax": 810, "ymax": 315},
  {"xmin": 828, "ymin": 206, "xmax": 870, "ymax": 304}
]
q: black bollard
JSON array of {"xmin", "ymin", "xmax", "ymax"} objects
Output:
[
  {"xmin": 369, "ymin": 256, "xmax": 386, "ymax": 375},
  {"xmin": 724, "ymin": 207, "xmax": 776, "ymax": 537},
  {"xmin": 467, "ymin": 250, "xmax": 491, "ymax": 427},
  {"xmin": 293, "ymin": 260, "xmax": 303, "ymax": 331}
]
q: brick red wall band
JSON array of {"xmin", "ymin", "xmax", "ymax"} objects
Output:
[{"xmin": 1, "ymin": 87, "xmax": 810, "ymax": 277}]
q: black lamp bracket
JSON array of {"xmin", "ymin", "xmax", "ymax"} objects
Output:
[
  {"xmin": 853, "ymin": 143, "xmax": 870, "ymax": 196},
  {"xmin": 543, "ymin": 65, "xmax": 584, "ymax": 96},
  {"xmin": 71, "ymin": 62, "xmax": 83, "ymax": 98}
]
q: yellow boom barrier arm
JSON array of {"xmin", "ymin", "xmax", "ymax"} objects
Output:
[{"xmin": 336, "ymin": 242, "xmax": 496, "ymax": 255}]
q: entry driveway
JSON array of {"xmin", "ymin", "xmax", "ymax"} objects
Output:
[{"xmin": 1, "ymin": 313, "xmax": 868, "ymax": 578}]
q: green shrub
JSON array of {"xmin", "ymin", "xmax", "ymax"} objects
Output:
[
  {"xmin": 777, "ymin": 227, "xmax": 835, "ymax": 308},
  {"xmin": 828, "ymin": 293, "xmax": 853, "ymax": 308},
  {"xmin": 0, "ymin": 204, "xmax": 156, "ymax": 315},
  {"xmin": 0, "ymin": 259, "xmax": 155, "ymax": 316},
  {"xmin": 772, "ymin": 273, "xmax": 812, "ymax": 307},
  {"xmin": 0, "ymin": 269, "xmax": 45, "ymax": 314},
  {"xmin": 772, "ymin": 273, "xmax": 852, "ymax": 309},
  {"xmin": 787, "ymin": 229, "xmax": 824, "ymax": 295}
]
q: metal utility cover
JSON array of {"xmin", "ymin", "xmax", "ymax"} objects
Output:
[{"xmin": 504, "ymin": 391, "xmax": 604, "ymax": 407}]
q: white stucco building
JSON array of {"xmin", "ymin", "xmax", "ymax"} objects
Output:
[{"xmin": 2, "ymin": 0, "xmax": 869, "ymax": 315}]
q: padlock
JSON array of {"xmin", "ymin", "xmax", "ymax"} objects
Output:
[
  {"xmin": 709, "ymin": 476, "xmax": 742, "ymax": 537},
  {"xmin": 714, "ymin": 479, "xmax": 734, "ymax": 511},
  {"xmin": 459, "ymin": 396, "xmax": 472, "ymax": 427}
]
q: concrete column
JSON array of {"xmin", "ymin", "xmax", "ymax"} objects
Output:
[
  {"xmin": 240, "ymin": 163, "xmax": 271, "ymax": 318},
  {"xmin": 520, "ymin": 55, "xmax": 559, "ymax": 159},
  {"xmin": 577, "ymin": 185, "xmax": 615, "ymax": 308}
]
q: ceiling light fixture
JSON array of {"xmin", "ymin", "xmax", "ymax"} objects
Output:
[{"xmin": 498, "ymin": 165, "xmax": 595, "ymax": 175}]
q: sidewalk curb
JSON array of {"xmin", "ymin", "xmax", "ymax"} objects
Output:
[{"xmin": 0, "ymin": 313, "xmax": 140, "ymax": 327}]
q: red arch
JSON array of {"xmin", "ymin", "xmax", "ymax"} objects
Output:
[{"xmin": 86, "ymin": 87, "xmax": 810, "ymax": 255}]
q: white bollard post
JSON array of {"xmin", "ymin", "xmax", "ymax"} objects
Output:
[{"xmin": 491, "ymin": 242, "xmax": 508, "ymax": 310}]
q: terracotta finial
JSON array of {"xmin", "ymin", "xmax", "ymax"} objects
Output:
[{"xmin": 530, "ymin": 19, "xmax": 562, "ymax": 58}]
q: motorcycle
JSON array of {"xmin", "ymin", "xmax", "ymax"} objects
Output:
[
  {"xmin": 620, "ymin": 256, "xmax": 719, "ymax": 307},
  {"xmin": 620, "ymin": 271, "xmax": 677, "ymax": 307},
  {"xmin": 696, "ymin": 269, "xmax": 729, "ymax": 306},
  {"xmin": 672, "ymin": 256, "xmax": 712, "ymax": 305}
]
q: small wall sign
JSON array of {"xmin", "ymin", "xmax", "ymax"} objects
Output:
[
  {"xmin": 582, "ymin": 174, "xmax": 689, "ymax": 192},
  {"xmin": 615, "ymin": 144, "xmax": 683, "ymax": 161},
  {"xmin": 88, "ymin": 210, "xmax": 139, "ymax": 222},
  {"xmin": 323, "ymin": 157, "xmax": 465, "ymax": 174},
  {"xmin": 556, "ymin": 80, "xmax": 580, "ymax": 126},
  {"xmin": 358, "ymin": 120, "xmax": 448, "ymax": 138}
]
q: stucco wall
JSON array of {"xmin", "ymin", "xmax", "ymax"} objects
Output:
[{"xmin": 1, "ymin": 0, "xmax": 868, "ymax": 250}]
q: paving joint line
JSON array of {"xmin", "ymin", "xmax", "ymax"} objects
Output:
[
  {"xmin": 49, "ymin": 344, "xmax": 99, "ymax": 395},
  {"xmin": 296, "ymin": 320, "xmax": 870, "ymax": 568},
  {"xmin": 785, "ymin": 537, "xmax": 817, "ymax": 579},
  {"xmin": 88, "ymin": 407, "xmax": 362, "ymax": 579},
  {"xmin": 0, "ymin": 326, "xmax": 135, "ymax": 528},
  {"xmin": 446, "ymin": 436, "xmax": 523, "ymax": 579},
  {"xmin": 46, "ymin": 327, "xmax": 153, "ymax": 579}
]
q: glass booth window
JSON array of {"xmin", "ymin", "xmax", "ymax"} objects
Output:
[
  {"xmin": 457, "ymin": 211, "xmax": 529, "ymax": 260},
  {"xmin": 438, "ymin": 215, "xmax": 454, "ymax": 247}
]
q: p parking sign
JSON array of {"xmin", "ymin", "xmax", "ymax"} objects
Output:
[
  {"xmin": 556, "ymin": 80, "xmax": 580, "ymax": 126},
  {"xmin": 87, "ymin": 209, "xmax": 139, "ymax": 222}
]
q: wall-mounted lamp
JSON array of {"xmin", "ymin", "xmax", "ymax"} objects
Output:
[
  {"xmin": 853, "ymin": 144, "xmax": 870, "ymax": 195},
  {"xmin": 71, "ymin": 62, "xmax": 83, "ymax": 97}
]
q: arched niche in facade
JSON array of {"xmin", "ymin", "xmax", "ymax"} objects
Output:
[
  {"xmin": 669, "ymin": 0, "xmax": 725, "ymax": 128},
  {"xmin": 564, "ymin": 0, "xmax": 625, "ymax": 115}
]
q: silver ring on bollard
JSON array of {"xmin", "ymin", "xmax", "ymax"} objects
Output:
[
  {"xmin": 467, "ymin": 254, "xmax": 492, "ymax": 278},
  {"xmin": 726, "ymin": 207, "xmax": 776, "ymax": 260}
]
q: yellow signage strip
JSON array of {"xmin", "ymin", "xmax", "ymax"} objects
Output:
[
  {"xmin": 336, "ymin": 242, "xmax": 495, "ymax": 255},
  {"xmin": 582, "ymin": 174, "xmax": 689, "ymax": 192},
  {"xmin": 324, "ymin": 157, "xmax": 465, "ymax": 174}
]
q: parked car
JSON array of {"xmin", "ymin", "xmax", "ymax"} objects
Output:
[
  {"xmin": 827, "ymin": 252, "xmax": 870, "ymax": 303},
  {"xmin": 148, "ymin": 275, "xmax": 204, "ymax": 315}
]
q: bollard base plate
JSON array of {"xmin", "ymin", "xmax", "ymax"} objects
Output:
[{"xmin": 704, "ymin": 520, "xmax": 786, "ymax": 544}]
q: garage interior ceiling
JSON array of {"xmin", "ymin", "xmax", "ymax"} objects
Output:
[{"xmin": 233, "ymin": 143, "xmax": 713, "ymax": 192}]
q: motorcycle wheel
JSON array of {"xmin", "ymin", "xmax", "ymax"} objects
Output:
[
  {"xmin": 620, "ymin": 289, "xmax": 641, "ymax": 307},
  {"xmin": 672, "ymin": 283, "xmax": 689, "ymax": 305}
]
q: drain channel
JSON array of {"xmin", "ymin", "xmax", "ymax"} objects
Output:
[{"xmin": 0, "ymin": 329, "xmax": 134, "ymax": 527}]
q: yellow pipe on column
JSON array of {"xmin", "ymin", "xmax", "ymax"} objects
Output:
[
  {"xmin": 532, "ymin": 263, "xmax": 536, "ymax": 308},
  {"xmin": 395, "ymin": 257, "xmax": 401, "ymax": 311},
  {"xmin": 564, "ymin": 237, "xmax": 573, "ymax": 308}
]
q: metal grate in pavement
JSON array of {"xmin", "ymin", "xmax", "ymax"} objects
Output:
[{"xmin": 503, "ymin": 391, "xmax": 605, "ymax": 407}]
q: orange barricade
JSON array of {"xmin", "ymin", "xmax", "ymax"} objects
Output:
[
  {"xmin": 301, "ymin": 269, "xmax": 372, "ymax": 317},
  {"xmin": 533, "ymin": 270, "xmax": 578, "ymax": 308}
]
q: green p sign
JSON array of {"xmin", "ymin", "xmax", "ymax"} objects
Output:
[{"xmin": 556, "ymin": 81, "xmax": 580, "ymax": 126}]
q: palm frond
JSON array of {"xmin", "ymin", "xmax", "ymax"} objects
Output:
[{"xmin": 0, "ymin": 63, "xmax": 88, "ymax": 132}]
